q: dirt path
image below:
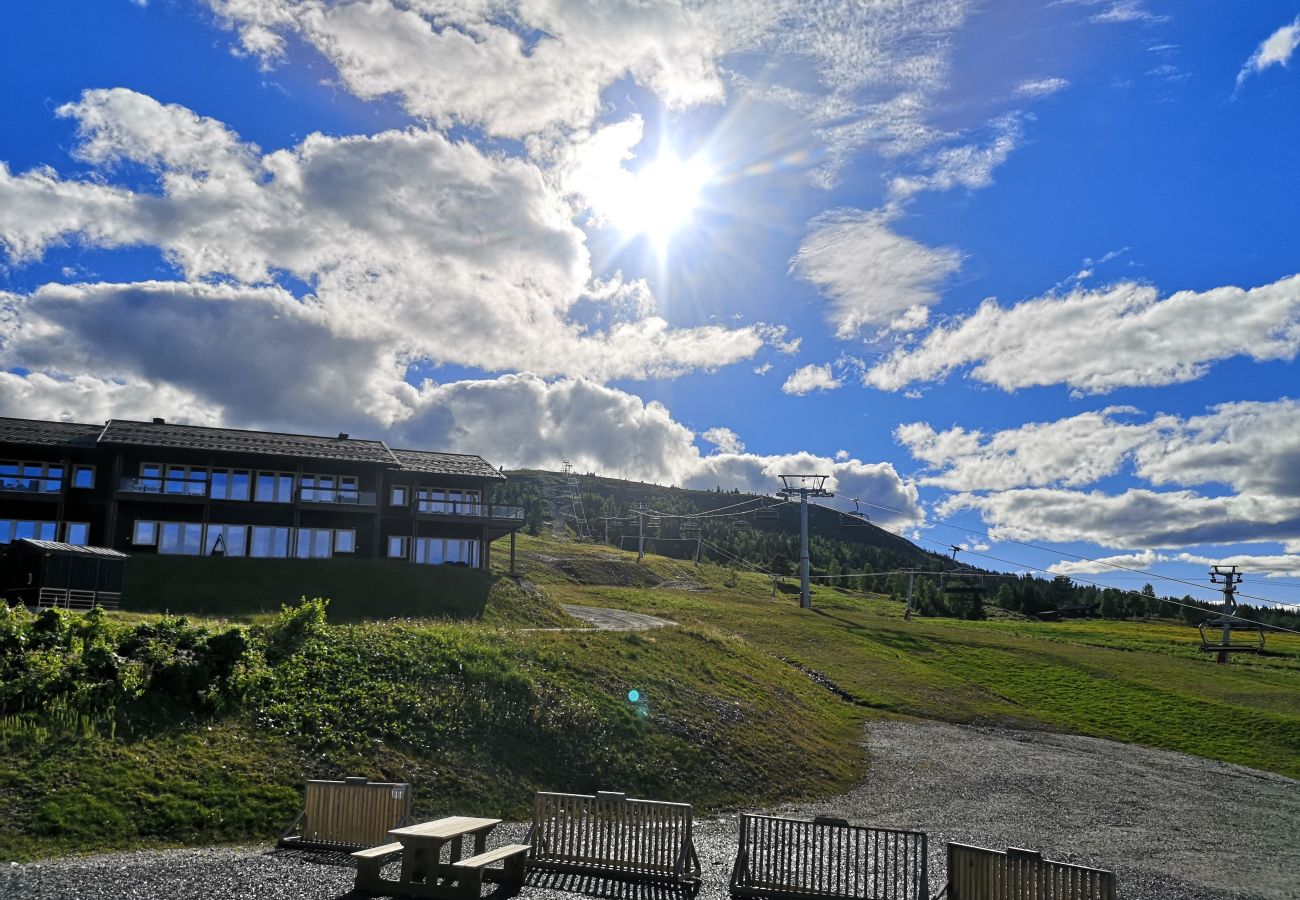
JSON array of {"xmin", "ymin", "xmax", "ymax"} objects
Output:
[{"xmin": 557, "ymin": 604, "xmax": 677, "ymax": 630}]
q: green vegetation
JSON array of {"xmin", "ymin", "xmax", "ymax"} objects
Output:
[{"xmin": 2, "ymin": 530, "xmax": 1296, "ymax": 862}]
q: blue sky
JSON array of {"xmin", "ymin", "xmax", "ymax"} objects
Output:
[{"xmin": 2, "ymin": 1, "xmax": 1299, "ymax": 608}]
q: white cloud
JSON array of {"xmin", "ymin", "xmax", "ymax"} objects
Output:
[
  {"xmin": 0, "ymin": 89, "xmax": 767, "ymax": 383},
  {"xmin": 790, "ymin": 210, "xmax": 962, "ymax": 337},
  {"xmin": 781, "ymin": 364, "xmax": 843, "ymax": 396},
  {"xmin": 753, "ymin": 362, "xmax": 773, "ymax": 375},
  {"xmin": 888, "ymin": 114, "xmax": 1023, "ymax": 201},
  {"xmin": 865, "ymin": 274, "xmax": 1300, "ymax": 393},
  {"xmin": 1050, "ymin": 551, "xmax": 1300, "ymax": 580},
  {"xmin": 1237, "ymin": 16, "xmax": 1300, "ymax": 87},
  {"xmin": 1015, "ymin": 77, "xmax": 1069, "ymax": 97},
  {"xmin": 1082, "ymin": 2, "xmax": 1167, "ymax": 25},
  {"xmin": 0, "ymin": 371, "xmax": 218, "ymax": 426},
  {"xmin": 941, "ymin": 488, "xmax": 1300, "ymax": 551},
  {"xmin": 702, "ymin": 426, "xmax": 745, "ymax": 454}
]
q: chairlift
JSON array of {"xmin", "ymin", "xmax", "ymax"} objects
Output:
[
  {"xmin": 839, "ymin": 499, "xmax": 870, "ymax": 528},
  {"xmin": 732, "ymin": 519, "xmax": 752, "ymax": 531},
  {"xmin": 754, "ymin": 505, "xmax": 778, "ymax": 522},
  {"xmin": 1198, "ymin": 616, "xmax": 1266, "ymax": 655},
  {"xmin": 681, "ymin": 521, "xmax": 702, "ymax": 538}
]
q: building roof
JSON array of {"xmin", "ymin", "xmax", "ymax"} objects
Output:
[
  {"xmin": 0, "ymin": 417, "xmax": 102, "ymax": 448},
  {"xmin": 391, "ymin": 448, "xmax": 505, "ymax": 480},
  {"xmin": 98, "ymin": 419, "xmax": 398, "ymax": 465},
  {"xmin": 10, "ymin": 539, "xmax": 131, "ymax": 559}
]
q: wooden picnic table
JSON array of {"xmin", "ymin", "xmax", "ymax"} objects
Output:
[{"xmin": 389, "ymin": 815, "xmax": 502, "ymax": 890}]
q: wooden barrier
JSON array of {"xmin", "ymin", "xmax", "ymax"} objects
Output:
[
  {"xmin": 279, "ymin": 777, "xmax": 413, "ymax": 851},
  {"xmin": 527, "ymin": 790, "xmax": 701, "ymax": 883},
  {"xmin": 730, "ymin": 814, "xmax": 929, "ymax": 900},
  {"xmin": 945, "ymin": 843, "xmax": 1116, "ymax": 900}
]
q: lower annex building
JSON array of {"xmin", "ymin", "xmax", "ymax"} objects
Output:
[{"xmin": 0, "ymin": 416, "xmax": 524, "ymax": 573}]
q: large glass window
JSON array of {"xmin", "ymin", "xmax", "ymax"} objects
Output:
[
  {"xmin": 410, "ymin": 537, "xmax": 478, "ymax": 566},
  {"xmin": 301, "ymin": 474, "xmax": 360, "ymax": 504},
  {"xmin": 210, "ymin": 469, "xmax": 251, "ymax": 501},
  {"xmin": 204, "ymin": 525, "xmax": 247, "ymax": 557},
  {"xmin": 159, "ymin": 522, "xmax": 204, "ymax": 555},
  {"xmin": 133, "ymin": 520, "xmax": 158, "ymax": 546},
  {"xmin": 415, "ymin": 488, "xmax": 481, "ymax": 515},
  {"xmin": 63, "ymin": 522, "xmax": 89, "ymax": 545},
  {"xmin": 0, "ymin": 520, "xmax": 57, "ymax": 543},
  {"xmin": 250, "ymin": 526, "xmax": 291, "ymax": 558},
  {"xmin": 164, "ymin": 465, "xmax": 208, "ymax": 496},
  {"xmin": 1, "ymin": 460, "xmax": 63, "ymax": 493},
  {"xmin": 294, "ymin": 528, "xmax": 334, "ymax": 559},
  {"xmin": 255, "ymin": 471, "xmax": 295, "ymax": 503},
  {"xmin": 335, "ymin": 530, "xmax": 356, "ymax": 554}
]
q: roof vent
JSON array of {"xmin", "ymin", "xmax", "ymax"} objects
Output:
[
  {"xmin": 338, "ymin": 432, "xmax": 349, "ymax": 440},
  {"xmin": 152, "ymin": 417, "xmax": 165, "ymax": 425}
]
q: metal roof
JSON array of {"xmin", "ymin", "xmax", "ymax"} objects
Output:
[
  {"xmin": 98, "ymin": 420, "xmax": 398, "ymax": 465},
  {"xmin": 390, "ymin": 448, "xmax": 505, "ymax": 480},
  {"xmin": 10, "ymin": 539, "xmax": 130, "ymax": 559},
  {"xmin": 0, "ymin": 417, "xmax": 102, "ymax": 448}
]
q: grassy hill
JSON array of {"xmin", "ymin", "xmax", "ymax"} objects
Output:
[{"xmin": 0, "ymin": 532, "xmax": 1296, "ymax": 861}]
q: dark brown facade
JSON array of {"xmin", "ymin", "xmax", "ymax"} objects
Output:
[{"xmin": 0, "ymin": 416, "xmax": 523, "ymax": 570}]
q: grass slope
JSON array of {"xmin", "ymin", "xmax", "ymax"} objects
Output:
[{"xmin": 2, "ymin": 533, "xmax": 1295, "ymax": 861}]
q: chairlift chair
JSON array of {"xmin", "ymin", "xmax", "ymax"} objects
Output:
[
  {"xmin": 754, "ymin": 506, "xmax": 778, "ymax": 522},
  {"xmin": 839, "ymin": 499, "xmax": 870, "ymax": 528},
  {"xmin": 1198, "ymin": 616, "xmax": 1266, "ymax": 654}
]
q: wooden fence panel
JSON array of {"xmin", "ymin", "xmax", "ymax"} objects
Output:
[
  {"xmin": 529, "ymin": 791, "xmax": 700, "ymax": 882},
  {"xmin": 731, "ymin": 814, "xmax": 928, "ymax": 900},
  {"xmin": 947, "ymin": 843, "xmax": 1116, "ymax": 900},
  {"xmin": 279, "ymin": 778, "xmax": 412, "ymax": 851}
]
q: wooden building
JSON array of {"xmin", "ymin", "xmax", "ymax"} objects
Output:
[{"xmin": 0, "ymin": 416, "xmax": 524, "ymax": 577}]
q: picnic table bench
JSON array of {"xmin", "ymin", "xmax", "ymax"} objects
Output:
[
  {"xmin": 353, "ymin": 815, "xmax": 529, "ymax": 898},
  {"xmin": 527, "ymin": 790, "xmax": 701, "ymax": 883},
  {"xmin": 730, "ymin": 814, "xmax": 929, "ymax": 900}
]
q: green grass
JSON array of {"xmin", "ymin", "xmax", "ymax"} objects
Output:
[{"xmin": 2, "ymin": 532, "xmax": 1296, "ymax": 861}]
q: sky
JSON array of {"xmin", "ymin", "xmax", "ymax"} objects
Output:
[{"xmin": 2, "ymin": 1, "xmax": 1299, "ymax": 609}]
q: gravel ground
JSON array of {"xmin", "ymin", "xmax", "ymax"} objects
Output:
[
  {"xmin": 6, "ymin": 722, "xmax": 1297, "ymax": 900},
  {"xmin": 556, "ymin": 606, "xmax": 676, "ymax": 630}
]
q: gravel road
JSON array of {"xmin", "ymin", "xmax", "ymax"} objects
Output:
[
  {"xmin": 557, "ymin": 605, "xmax": 676, "ymax": 630},
  {"xmin": 7, "ymin": 722, "xmax": 1296, "ymax": 900}
]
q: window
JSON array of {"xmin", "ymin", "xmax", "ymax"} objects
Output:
[
  {"xmin": 0, "ymin": 520, "xmax": 55, "ymax": 544},
  {"xmin": 390, "ymin": 485, "xmax": 408, "ymax": 506},
  {"xmin": 302, "ymin": 474, "xmax": 360, "ymax": 504},
  {"xmin": 164, "ymin": 464, "xmax": 208, "ymax": 496},
  {"xmin": 72, "ymin": 465, "xmax": 95, "ymax": 489},
  {"xmin": 255, "ymin": 471, "xmax": 295, "ymax": 503},
  {"xmin": 1, "ymin": 460, "xmax": 63, "ymax": 493},
  {"xmin": 250, "ymin": 526, "xmax": 291, "ymax": 558},
  {"xmin": 294, "ymin": 528, "xmax": 334, "ymax": 559},
  {"xmin": 415, "ymin": 488, "xmax": 481, "ymax": 515},
  {"xmin": 210, "ymin": 469, "xmax": 251, "ymax": 501},
  {"xmin": 159, "ymin": 522, "xmax": 204, "ymax": 555},
  {"xmin": 63, "ymin": 522, "xmax": 90, "ymax": 545},
  {"xmin": 335, "ymin": 530, "xmax": 356, "ymax": 554},
  {"xmin": 410, "ymin": 538, "xmax": 478, "ymax": 566},
  {"xmin": 387, "ymin": 536, "xmax": 409, "ymax": 560},
  {"xmin": 133, "ymin": 520, "xmax": 158, "ymax": 546},
  {"xmin": 204, "ymin": 525, "xmax": 247, "ymax": 557}
]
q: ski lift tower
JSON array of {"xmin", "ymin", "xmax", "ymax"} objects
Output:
[{"xmin": 777, "ymin": 474, "xmax": 834, "ymax": 609}]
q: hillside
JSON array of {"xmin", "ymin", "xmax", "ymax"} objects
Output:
[{"xmin": 1, "ymin": 531, "xmax": 1296, "ymax": 862}]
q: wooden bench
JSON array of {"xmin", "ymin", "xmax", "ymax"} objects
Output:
[
  {"xmin": 730, "ymin": 814, "xmax": 929, "ymax": 900},
  {"xmin": 451, "ymin": 844, "xmax": 532, "ymax": 894},
  {"xmin": 279, "ymin": 777, "xmax": 413, "ymax": 851},
  {"xmin": 944, "ymin": 843, "xmax": 1116, "ymax": 900},
  {"xmin": 527, "ymin": 790, "xmax": 701, "ymax": 883},
  {"xmin": 352, "ymin": 841, "xmax": 405, "ymax": 892}
]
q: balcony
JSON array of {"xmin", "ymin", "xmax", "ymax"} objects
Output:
[
  {"xmin": 117, "ymin": 476, "xmax": 208, "ymax": 501},
  {"xmin": 0, "ymin": 477, "xmax": 63, "ymax": 499},
  {"xmin": 412, "ymin": 500, "xmax": 524, "ymax": 521},
  {"xmin": 296, "ymin": 487, "xmax": 378, "ymax": 510}
]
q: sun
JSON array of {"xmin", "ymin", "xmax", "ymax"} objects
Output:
[{"xmin": 606, "ymin": 152, "xmax": 712, "ymax": 250}]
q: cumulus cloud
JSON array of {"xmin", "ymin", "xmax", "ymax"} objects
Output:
[
  {"xmin": 865, "ymin": 274, "xmax": 1300, "ymax": 393},
  {"xmin": 902, "ymin": 398, "xmax": 1300, "ymax": 553},
  {"xmin": 1049, "ymin": 550, "xmax": 1300, "ymax": 579},
  {"xmin": 1237, "ymin": 16, "xmax": 1300, "ymax": 87},
  {"xmin": 0, "ymin": 89, "xmax": 766, "ymax": 382},
  {"xmin": 790, "ymin": 210, "xmax": 962, "ymax": 337},
  {"xmin": 782, "ymin": 364, "xmax": 843, "ymax": 396},
  {"xmin": 702, "ymin": 426, "xmax": 745, "ymax": 454}
]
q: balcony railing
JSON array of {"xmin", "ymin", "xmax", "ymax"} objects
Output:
[
  {"xmin": 0, "ymin": 477, "xmax": 63, "ymax": 495},
  {"xmin": 118, "ymin": 476, "xmax": 208, "ymax": 497},
  {"xmin": 297, "ymin": 487, "xmax": 377, "ymax": 507},
  {"xmin": 413, "ymin": 500, "xmax": 524, "ymax": 520}
]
